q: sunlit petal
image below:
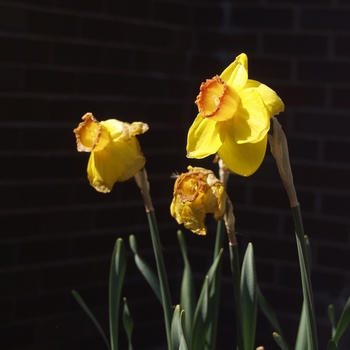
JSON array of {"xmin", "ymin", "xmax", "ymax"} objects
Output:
[
  {"xmin": 187, "ymin": 114, "xmax": 224, "ymax": 158},
  {"xmin": 170, "ymin": 166, "xmax": 227, "ymax": 235},
  {"xmin": 234, "ymin": 89, "xmax": 270, "ymax": 144},
  {"xmin": 245, "ymin": 80, "xmax": 285, "ymax": 116},
  {"xmin": 87, "ymin": 137, "xmax": 146, "ymax": 193},
  {"xmin": 220, "ymin": 53, "xmax": 248, "ymax": 91},
  {"xmin": 218, "ymin": 134, "xmax": 268, "ymax": 176}
]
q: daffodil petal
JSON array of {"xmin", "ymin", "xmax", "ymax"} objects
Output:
[
  {"xmin": 245, "ymin": 80, "xmax": 285, "ymax": 116},
  {"xmin": 218, "ymin": 134, "xmax": 268, "ymax": 176},
  {"xmin": 233, "ymin": 88, "xmax": 270, "ymax": 144},
  {"xmin": 87, "ymin": 138, "xmax": 146, "ymax": 192},
  {"xmin": 101, "ymin": 120, "xmax": 149, "ymax": 142},
  {"xmin": 180, "ymin": 202, "xmax": 207, "ymax": 235},
  {"xmin": 220, "ymin": 53, "xmax": 248, "ymax": 91},
  {"xmin": 186, "ymin": 114, "xmax": 223, "ymax": 158}
]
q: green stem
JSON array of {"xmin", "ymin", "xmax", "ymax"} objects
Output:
[
  {"xmin": 229, "ymin": 243, "xmax": 244, "ymax": 350},
  {"xmin": 147, "ymin": 210, "xmax": 173, "ymax": 350},
  {"xmin": 292, "ymin": 205, "xmax": 318, "ymax": 350}
]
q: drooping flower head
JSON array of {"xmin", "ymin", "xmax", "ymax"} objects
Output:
[
  {"xmin": 170, "ymin": 166, "xmax": 227, "ymax": 235},
  {"xmin": 187, "ymin": 53, "xmax": 284, "ymax": 176},
  {"xmin": 74, "ymin": 112, "xmax": 148, "ymax": 193}
]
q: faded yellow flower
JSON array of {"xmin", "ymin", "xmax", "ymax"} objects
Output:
[
  {"xmin": 74, "ymin": 112, "xmax": 148, "ymax": 193},
  {"xmin": 187, "ymin": 53, "xmax": 284, "ymax": 176},
  {"xmin": 170, "ymin": 166, "xmax": 227, "ymax": 235}
]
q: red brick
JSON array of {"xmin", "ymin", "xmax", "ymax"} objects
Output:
[
  {"xmin": 154, "ymin": 1, "xmax": 192, "ymax": 25},
  {"xmin": 0, "ymin": 37, "xmax": 50, "ymax": 64},
  {"xmin": 324, "ymin": 140, "xmax": 350, "ymax": 163},
  {"xmin": 195, "ymin": 5, "xmax": 223, "ymax": 27},
  {"xmin": 298, "ymin": 61, "xmax": 350, "ymax": 83},
  {"xmin": 334, "ymin": 35, "xmax": 350, "ymax": 57},
  {"xmin": 301, "ymin": 9, "xmax": 350, "ymax": 30},
  {"xmin": 231, "ymin": 7, "xmax": 294, "ymax": 29},
  {"xmin": 197, "ymin": 32, "xmax": 258, "ymax": 54},
  {"xmin": 27, "ymin": 10, "xmax": 78, "ymax": 37},
  {"xmin": 249, "ymin": 58, "xmax": 291, "ymax": 80},
  {"xmin": 108, "ymin": 0, "xmax": 152, "ymax": 19},
  {"xmin": 322, "ymin": 194, "xmax": 350, "ymax": 217},
  {"xmin": 274, "ymin": 85, "xmax": 326, "ymax": 107},
  {"xmin": 292, "ymin": 164, "xmax": 350, "ymax": 190},
  {"xmin": 0, "ymin": 4, "xmax": 26, "ymax": 32},
  {"xmin": 294, "ymin": 112, "xmax": 350, "ymax": 137},
  {"xmin": 264, "ymin": 34, "xmax": 328, "ymax": 56},
  {"xmin": 332, "ymin": 87, "xmax": 350, "ymax": 109}
]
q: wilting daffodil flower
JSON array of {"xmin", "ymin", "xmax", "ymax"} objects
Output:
[
  {"xmin": 187, "ymin": 53, "xmax": 284, "ymax": 176},
  {"xmin": 170, "ymin": 166, "xmax": 227, "ymax": 235},
  {"xmin": 74, "ymin": 113, "xmax": 148, "ymax": 193}
]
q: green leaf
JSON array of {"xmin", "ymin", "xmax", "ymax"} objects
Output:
[
  {"xmin": 109, "ymin": 238, "xmax": 127, "ymax": 350},
  {"xmin": 292, "ymin": 205, "xmax": 318, "ymax": 350},
  {"xmin": 71, "ymin": 290, "xmax": 111, "ymax": 350},
  {"xmin": 328, "ymin": 304, "xmax": 336, "ymax": 337},
  {"xmin": 229, "ymin": 244, "xmax": 244, "ymax": 350},
  {"xmin": 240, "ymin": 243, "xmax": 257, "ymax": 350},
  {"xmin": 191, "ymin": 276, "xmax": 209, "ymax": 350},
  {"xmin": 257, "ymin": 285, "xmax": 284, "ymax": 337},
  {"xmin": 146, "ymin": 210, "xmax": 173, "ymax": 350},
  {"xmin": 327, "ymin": 340, "xmax": 338, "ymax": 350},
  {"xmin": 129, "ymin": 235, "xmax": 162, "ymax": 303},
  {"xmin": 171, "ymin": 305, "xmax": 183, "ymax": 350},
  {"xmin": 273, "ymin": 332, "xmax": 289, "ymax": 350},
  {"xmin": 122, "ymin": 298, "xmax": 133, "ymax": 350},
  {"xmin": 179, "ymin": 311, "xmax": 189, "ymax": 350},
  {"xmin": 177, "ymin": 231, "xmax": 195, "ymax": 344},
  {"xmin": 190, "ymin": 249, "xmax": 223, "ymax": 350},
  {"xmin": 295, "ymin": 301, "xmax": 308, "ymax": 350},
  {"xmin": 206, "ymin": 220, "xmax": 225, "ymax": 350},
  {"xmin": 333, "ymin": 296, "xmax": 350, "ymax": 344}
]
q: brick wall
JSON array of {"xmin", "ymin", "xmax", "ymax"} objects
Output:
[{"xmin": 0, "ymin": 0, "xmax": 349, "ymax": 349}]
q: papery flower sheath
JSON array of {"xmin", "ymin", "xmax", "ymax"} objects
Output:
[
  {"xmin": 170, "ymin": 166, "xmax": 227, "ymax": 235},
  {"xmin": 187, "ymin": 53, "xmax": 284, "ymax": 176},
  {"xmin": 74, "ymin": 113, "xmax": 148, "ymax": 193}
]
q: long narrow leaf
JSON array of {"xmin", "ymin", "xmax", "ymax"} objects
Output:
[
  {"xmin": 122, "ymin": 298, "xmax": 134, "ymax": 350},
  {"xmin": 191, "ymin": 249, "xmax": 223, "ymax": 350},
  {"xmin": 71, "ymin": 290, "xmax": 111, "ymax": 350},
  {"xmin": 240, "ymin": 243, "xmax": 257, "ymax": 350},
  {"xmin": 257, "ymin": 284, "xmax": 284, "ymax": 338},
  {"xmin": 293, "ymin": 205, "xmax": 318, "ymax": 350},
  {"xmin": 206, "ymin": 219, "xmax": 225, "ymax": 350},
  {"xmin": 146, "ymin": 210, "xmax": 173, "ymax": 350},
  {"xmin": 129, "ymin": 234, "xmax": 162, "ymax": 302},
  {"xmin": 179, "ymin": 311, "xmax": 189, "ymax": 350},
  {"xmin": 295, "ymin": 301, "xmax": 308, "ymax": 350},
  {"xmin": 327, "ymin": 340, "xmax": 338, "ymax": 350},
  {"xmin": 171, "ymin": 305, "xmax": 183, "ymax": 350},
  {"xmin": 109, "ymin": 238, "xmax": 127, "ymax": 350},
  {"xmin": 177, "ymin": 231, "xmax": 195, "ymax": 344},
  {"xmin": 273, "ymin": 332, "xmax": 289, "ymax": 350},
  {"xmin": 328, "ymin": 304, "xmax": 336, "ymax": 337},
  {"xmin": 229, "ymin": 243, "xmax": 244, "ymax": 350},
  {"xmin": 332, "ymin": 296, "xmax": 350, "ymax": 344},
  {"xmin": 191, "ymin": 276, "xmax": 209, "ymax": 350}
]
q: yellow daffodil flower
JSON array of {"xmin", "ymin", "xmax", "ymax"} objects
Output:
[
  {"xmin": 170, "ymin": 166, "xmax": 227, "ymax": 235},
  {"xmin": 74, "ymin": 112, "xmax": 148, "ymax": 193},
  {"xmin": 187, "ymin": 53, "xmax": 284, "ymax": 176}
]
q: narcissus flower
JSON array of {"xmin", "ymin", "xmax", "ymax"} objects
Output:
[
  {"xmin": 187, "ymin": 53, "xmax": 284, "ymax": 176},
  {"xmin": 170, "ymin": 166, "xmax": 227, "ymax": 235},
  {"xmin": 74, "ymin": 113, "xmax": 148, "ymax": 193}
]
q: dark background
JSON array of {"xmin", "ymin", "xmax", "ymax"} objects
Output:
[{"xmin": 1, "ymin": 0, "xmax": 350, "ymax": 349}]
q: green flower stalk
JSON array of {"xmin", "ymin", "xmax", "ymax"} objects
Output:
[{"xmin": 269, "ymin": 116, "xmax": 318, "ymax": 350}]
